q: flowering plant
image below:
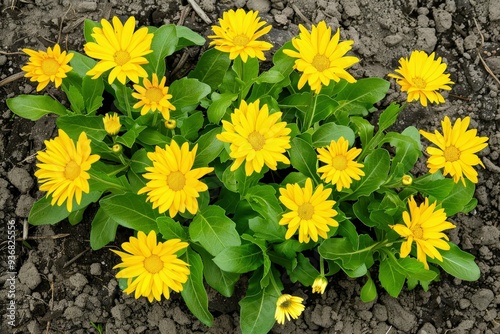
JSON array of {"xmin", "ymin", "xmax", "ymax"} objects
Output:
[{"xmin": 8, "ymin": 9, "xmax": 488, "ymax": 333}]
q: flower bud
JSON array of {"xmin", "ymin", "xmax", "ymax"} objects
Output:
[
  {"xmin": 312, "ymin": 276, "xmax": 328, "ymax": 294},
  {"xmin": 112, "ymin": 144, "xmax": 122, "ymax": 153},
  {"xmin": 165, "ymin": 119, "xmax": 176, "ymax": 129},
  {"xmin": 402, "ymin": 175, "xmax": 413, "ymax": 186},
  {"xmin": 103, "ymin": 113, "xmax": 121, "ymax": 135}
]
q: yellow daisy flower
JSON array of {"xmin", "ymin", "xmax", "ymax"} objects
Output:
[
  {"xmin": 34, "ymin": 129, "xmax": 100, "ymax": 212},
  {"xmin": 208, "ymin": 8, "xmax": 273, "ymax": 62},
  {"xmin": 138, "ymin": 141, "xmax": 214, "ymax": 218},
  {"xmin": 111, "ymin": 230, "xmax": 190, "ymax": 302},
  {"xmin": 283, "ymin": 21, "xmax": 359, "ymax": 94},
  {"xmin": 216, "ymin": 99, "xmax": 291, "ymax": 176},
  {"xmin": 390, "ymin": 196, "xmax": 456, "ymax": 270},
  {"xmin": 84, "ymin": 16, "xmax": 153, "ymax": 84},
  {"xmin": 420, "ymin": 116, "xmax": 488, "ymax": 185},
  {"xmin": 317, "ymin": 137, "xmax": 365, "ymax": 191},
  {"xmin": 275, "ymin": 294, "xmax": 305, "ymax": 325},
  {"xmin": 132, "ymin": 73, "xmax": 176, "ymax": 120},
  {"xmin": 312, "ymin": 276, "xmax": 328, "ymax": 294},
  {"xmin": 103, "ymin": 113, "xmax": 121, "ymax": 135},
  {"xmin": 278, "ymin": 178, "xmax": 339, "ymax": 243},
  {"xmin": 388, "ymin": 50, "xmax": 454, "ymax": 107},
  {"xmin": 21, "ymin": 44, "xmax": 73, "ymax": 91}
]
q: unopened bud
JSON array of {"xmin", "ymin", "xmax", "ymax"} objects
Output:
[
  {"xmin": 165, "ymin": 119, "xmax": 176, "ymax": 129},
  {"xmin": 402, "ymin": 175, "xmax": 412, "ymax": 186},
  {"xmin": 312, "ymin": 276, "xmax": 328, "ymax": 294},
  {"xmin": 112, "ymin": 144, "xmax": 122, "ymax": 153}
]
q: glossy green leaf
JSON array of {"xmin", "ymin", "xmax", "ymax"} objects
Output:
[
  {"xmin": 88, "ymin": 169, "xmax": 129, "ymax": 193},
  {"xmin": 412, "ymin": 173, "xmax": 455, "ymax": 200},
  {"xmin": 350, "ymin": 116, "xmax": 374, "ymax": 148},
  {"xmin": 431, "ymin": 243, "xmax": 480, "ymax": 281},
  {"xmin": 193, "ymin": 127, "xmax": 224, "ymax": 167},
  {"xmin": 213, "ymin": 243, "xmax": 263, "ymax": 273},
  {"xmin": 66, "ymin": 85, "xmax": 85, "ymax": 113},
  {"xmin": 318, "ymin": 235, "xmax": 375, "ymax": 270},
  {"xmin": 82, "ymin": 75, "xmax": 104, "ymax": 114},
  {"xmin": 360, "ymin": 275, "xmax": 377, "ymax": 302},
  {"xmin": 130, "ymin": 149, "xmax": 152, "ymax": 174},
  {"xmin": 440, "ymin": 179, "xmax": 475, "ymax": 216},
  {"xmin": 170, "ymin": 78, "xmax": 211, "ymax": 110},
  {"xmin": 289, "ymin": 137, "xmax": 319, "ymax": 183},
  {"xmin": 334, "ymin": 78, "xmax": 390, "ymax": 115},
  {"xmin": 116, "ymin": 124, "xmax": 147, "ymax": 148},
  {"xmin": 289, "ymin": 253, "xmax": 319, "ymax": 286},
  {"xmin": 239, "ymin": 287, "xmax": 277, "ymax": 334},
  {"xmin": 7, "ymin": 95, "xmax": 68, "ymax": 120},
  {"xmin": 100, "ymin": 193, "xmax": 160, "ymax": 233},
  {"xmin": 69, "ymin": 51, "xmax": 97, "ymax": 79},
  {"xmin": 207, "ymin": 92, "xmax": 237, "ymax": 124},
  {"xmin": 181, "ymin": 249, "xmax": 213, "ymax": 327},
  {"xmin": 197, "ymin": 247, "xmax": 240, "ymax": 297},
  {"xmin": 29, "ymin": 191, "xmax": 101, "ymax": 225},
  {"xmin": 312, "ymin": 123, "xmax": 355, "ymax": 148},
  {"xmin": 188, "ymin": 48, "xmax": 231, "ymax": 90},
  {"xmin": 179, "ymin": 111, "xmax": 204, "ymax": 141},
  {"xmin": 90, "ymin": 207, "xmax": 118, "ymax": 250},
  {"xmin": 156, "ymin": 216, "xmax": 188, "ymax": 241},
  {"xmin": 379, "ymin": 258, "xmax": 405, "ymax": 297},
  {"xmin": 56, "ymin": 115, "xmax": 108, "ymax": 141},
  {"xmin": 248, "ymin": 216, "xmax": 286, "ymax": 243},
  {"xmin": 144, "ymin": 24, "xmax": 177, "ymax": 77},
  {"xmin": 174, "ymin": 25, "xmax": 205, "ymax": 51},
  {"xmin": 189, "ymin": 205, "xmax": 241, "ymax": 256},
  {"xmin": 136, "ymin": 128, "xmax": 170, "ymax": 146},
  {"xmin": 378, "ymin": 102, "xmax": 403, "ymax": 132},
  {"xmin": 83, "ymin": 19, "xmax": 99, "ymax": 42},
  {"xmin": 384, "ymin": 132, "xmax": 421, "ymax": 174},
  {"xmin": 244, "ymin": 185, "xmax": 283, "ymax": 226}
]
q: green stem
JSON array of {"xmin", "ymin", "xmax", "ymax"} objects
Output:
[
  {"xmin": 121, "ymin": 84, "xmax": 132, "ymax": 118},
  {"xmin": 319, "ymin": 255, "xmax": 325, "ymax": 276},
  {"xmin": 268, "ymin": 267, "xmax": 283, "ymax": 297},
  {"xmin": 302, "ymin": 93, "xmax": 318, "ymax": 132}
]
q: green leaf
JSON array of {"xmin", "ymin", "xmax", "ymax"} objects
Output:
[
  {"xmin": 170, "ymin": 78, "xmax": 211, "ymax": 110},
  {"xmin": 69, "ymin": 51, "xmax": 97, "ymax": 79},
  {"xmin": 56, "ymin": 115, "xmax": 107, "ymax": 141},
  {"xmin": 189, "ymin": 206, "xmax": 241, "ymax": 257},
  {"xmin": 115, "ymin": 124, "xmax": 147, "ymax": 148},
  {"xmin": 289, "ymin": 253, "xmax": 319, "ymax": 286},
  {"xmin": 239, "ymin": 287, "xmax": 277, "ymax": 334},
  {"xmin": 384, "ymin": 132, "xmax": 421, "ymax": 174},
  {"xmin": 180, "ymin": 111, "xmax": 204, "ymax": 141},
  {"xmin": 289, "ymin": 137, "xmax": 319, "ymax": 183},
  {"xmin": 181, "ymin": 249, "xmax": 213, "ymax": 327},
  {"xmin": 100, "ymin": 193, "xmax": 160, "ymax": 233},
  {"xmin": 188, "ymin": 48, "xmax": 231, "ymax": 90},
  {"xmin": 156, "ymin": 216, "xmax": 188, "ymax": 241},
  {"xmin": 412, "ymin": 173, "xmax": 455, "ymax": 200},
  {"xmin": 88, "ymin": 168, "xmax": 129, "ymax": 193},
  {"xmin": 68, "ymin": 208, "xmax": 85, "ymax": 225},
  {"xmin": 334, "ymin": 78, "xmax": 390, "ymax": 115},
  {"xmin": 378, "ymin": 102, "xmax": 403, "ymax": 132},
  {"xmin": 248, "ymin": 216, "xmax": 286, "ymax": 243},
  {"xmin": 318, "ymin": 235, "xmax": 375, "ymax": 270},
  {"xmin": 244, "ymin": 185, "xmax": 283, "ymax": 226},
  {"xmin": 193, "ymin": 127, "xmax": 224, "ymax": 167},
  {"xmin": 90, "ymin": 207, "xmax": 118, "ymax": 250},
  {"xmin": 82, "ymin": 75, "xmax": 104, "ymax": 114},
  {"xmin": 431, "ymin": 243, "xmax": 480, "ymax": 281},
  {"xmin": 213, "ymin": 243, "xmax": 263, "ymax": 273},
  {"xmin": 312, "ymin": 123, "xmax": 355, "ymax": 148},
  {"xmin": 207, "ymin": 92, "xmax": 237, "ymax": 124},
  {"xmin": 343, "ymin": 149, "xmax": 390, "ymax": 200},
  {"xmin": 136, "ymin": 128, "xmax": 170, "ymax": 146},
  {"xmin": 130, "ymin": 149, "xmax": 152, "ymax": 174},
  {"xmin": 379, "ymin": 258, "xmax": 406, "ymax": 297},
  {"xmin": 440, "ymin": 179, "xmax": 475, "ymax": 216},
  {"xmin": 351, "ymin": 116, "xmax": 374, "ymax": 148},
  {"xmin": 174, "ymin": 25, "xmax": 206, "ymax": 51},
  {"xmin": 197, "ymin": 247, "xmax": 240, "ymax": 297},
  {"xmin": 234, "ymin": 166, "xmax": 264, "ymax": 196},
  {"xmin": 66, "ymin": 85, "xmax": 85, "ymax": 113},
  {"xmin": 360, "ymin": 275, "xmax": 377, "ymax": 302},
  {"xmin": 84, "ymin": 19, "xmax": 100, "ymax": 42},
  {"xmin": 7, "ymin": 95, "xmax": 67, "ymax": 120},
  {"xmin": 29, "ymin": 191, "xmax": 101, "ymax": 225},
  {"xmin": 143, "ymin": 24, "xmax": 178, "ymax": 77}
]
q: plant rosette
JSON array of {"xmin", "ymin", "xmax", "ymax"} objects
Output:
[{"xmin": 8, "ymin": 10, "xmax": 488, "ymax": 334}]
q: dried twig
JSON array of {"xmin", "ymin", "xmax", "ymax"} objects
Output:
[
  {"xmin": 177, "ymin": 5, "xmax": 192, "ymax": 26},
  {"xmin": 291, "ymin": 4, "xmax": 312, "ymax": 26},
  {"xmin": 0, "ymin": 51, "xmax": 24, "ymax": 55},
  {"xmin": 186, "ymin": 0, "xmax": 212, "ymax": 24},
  {"xmin": 45, "ymin": 277, "xmax": 54, "ymax": 334},
  {"xmin": 63, "ymin": 248, "xmax": 90, "ymax": 268},
  {"xmin": 22, "ymin": 220, "xmax": 28, "ymax": 240},
  {"xmin": 473, "ymin": 17, "xmax": 500, "ymax": 86},
  {"xmin": 0, "ymin": 71, "xmax": 25, "ymax": 87},
  {"xmin": 171, "ymin": 51, "xmax": 190, "ymax": 78},
  {"xmin": 16, "ymin": 233, "xmax": 70, "ymax": 242}
]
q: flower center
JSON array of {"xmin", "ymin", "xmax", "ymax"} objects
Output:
[
  {"xmin": 331, "ymin": 155, "xmax": 347, "ymax": 171},
  {"xmin": 143, "ymin": 254, "xmax": 163, "ymax": 274},
  {"xmin": 233, "ymin": 34, "xmax": 250, "ymax": 46},
  {"xmin": 298, "ymin": 202, "xmax": 314, "ymax": 220},
  {"xmin": 248, "ymin": 131, "xmax": 266, "ymax": 151},
  {"xmin": 64, "ymin": 161, "xmax": 81, "ymax": 180},
  {"xmin": 41, "ymin": 58, "xmax": 60, "ymax": 75},
  {"xmin": 279, "ymin": 300, "xmax": 291, "ymax": 308},
  {"xmin": 113, "ymin": 50, "xmax": 131, "ymax": 66},
  {"xmin": 412, "ymin": 77, "xmax": 427, "ymax": 89},
  {"xmin": 312, "ymin": 54, "xmax": 330, "ymax": 72},
  {"xmin": 444, "ymin": 145, "xmax": 460, "ymax": 162},
  {"xmin": 412, "ymin": 226, "xmax": 424, "ymax": 239},
  {"xmin": 145, "ymin": 87, "xmax": 164, "ymax": 103},
  {"xmin": 167, "ymin": 171, "xmax": 186, "ymax": 191}
]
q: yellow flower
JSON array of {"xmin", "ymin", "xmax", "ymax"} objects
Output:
[
  {"xmin": 275, "ymin": 294, "xmax": 305, "ymax": 325},
  {"xmin": 216, "ymin": 99, "xmax": 291, "ymax": 176},
  {"xmin": 390, "ymin": 196, "xmax": 456, "ymax": 270},
  {"xmin": 138, "ymin": 141, "xmax": 214, "ymax": 218},
  {"xmin": 21, "ymin": 44, "xmax": 73, "ymax": 91},
  {"xmin": 419, "ymin": 116, "xmax": 488, "ymax": 185},
  {"xmin": 388, "ymin": 50, "xmax": 454, "ymax": 107},
  {"xmin": 103, "ymin": 113, "xmax": 121, "ymax": 135},
  {"xmin": 402, "ymin": 175, "xmax": 413, "ymax": 186},
  {"xmin": 132, "ymin": 73, "xmax": 176, "ymax": 120},
  {"xmin": 317, "ymin": 137, "xmax": 365, "ymax": 191},
  {"xmin": 312, "ymin": 276, "xmax": 328, "ymax": 294},
  {"xmin": 34, "ymin": 129, "xmax": 100, "ymax": 211},
  {"xmin": 283, "ymin": 21, "xmax": 359, "ymax": 94},
  {"xmin": 279, "ymin": 178, "xmax": 338, "ymax": 243},
  {"xmin": 208, "ymin": 8, "xmax": 273, "ymax": 62},
  {"xmin": 111, "ymin": 230, "xmax": 190, "ymax": 302},
  {"xmin": 84, "ymin": 16, "xmax": 153, "ymax": 84}
]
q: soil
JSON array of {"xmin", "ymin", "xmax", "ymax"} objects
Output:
[{"xmin": 1, "ymin": 0, "xmax": 499, "ymax": 333}]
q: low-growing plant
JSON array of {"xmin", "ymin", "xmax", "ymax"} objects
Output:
[{"xmin": 8, "ymin": 9, "xmax": 488, "ymax": 333}]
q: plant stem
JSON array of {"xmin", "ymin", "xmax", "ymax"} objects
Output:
[
  {"xmin": 302, "ymin": 93, "xmax": 318, "ymax": 132},
  {"xmin": 121, "ymin": 84, "xmax": 132, "ymax": 118}
]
